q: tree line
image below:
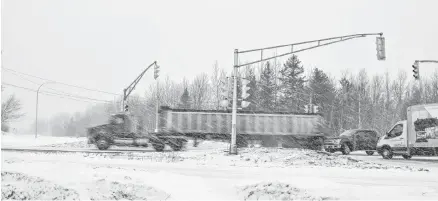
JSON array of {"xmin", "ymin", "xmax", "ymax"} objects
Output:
[{"xmin": 23, "ymin": 55, "xmax": 438, "ymax": 137}]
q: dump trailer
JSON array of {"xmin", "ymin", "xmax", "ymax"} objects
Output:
[
  {"xmin": 155, "ymin": 106, "xmax": 329, "ymax": 149},
  {"xmin": 377, "ymin": 103, "xmax": 438, "ymax": 159},
  {"xmin": 87, "ymin": 106, "xmax": 330, "ymax": 151}
]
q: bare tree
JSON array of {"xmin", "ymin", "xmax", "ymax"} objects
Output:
[
  {"xmin": 1, "ymin": 95, "xmax": 24, "ymax": 124},
  {"xmin": 430, "ymin": 70, "xmax": 438, "ymax": 102},
  {"xmin": 391, "ymin": 70, "xmax": 408, "ymax": 119},
  {"xmin": 210, "ymin": 61, "xmax": 221, "ymax": 110},
  {"xmin": 190, "ymin": 73, "xmax": 210, "ymax": 109}
]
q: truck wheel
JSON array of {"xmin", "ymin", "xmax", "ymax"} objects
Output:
[
  {"xmin": 402, "ymin": 154, "xmax": 412, "ymax": 160},
  {"xmin": 152, "ymin": 142, "xmax": 165, "ymax": 152},
  {"xmin": 193, "ymin": 138, "xmax": 200, "ymax": 147},
  {"xmin": 96, "ymin": 138, "xmax": 110, "ymax": 150},
  {"xmin": 237, "ymin": 136, "xmax": 249, "ymax": 148},
  {"xmin": 341, "ymin": 143, "xmax": 351, "ymax": 155},
  {"xmin": 366, "ymin": 151, "xmax": 374, "ymax": 155},
  {"xmin": 381, "ymin": 147, "xmax": 393, "ymax": 159},
  {"xmin": 170, "ymin": 140, "xmax": 185, "ymax": 151}
]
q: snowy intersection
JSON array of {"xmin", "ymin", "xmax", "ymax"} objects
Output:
[{"xmin": 2, "ymin": 135, "xmax": 438, "ymax": 200}]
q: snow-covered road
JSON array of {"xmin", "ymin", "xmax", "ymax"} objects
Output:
[
  {"xmin": 2, "ymin": 135, "xmax": 438, "ymax": 200},
  {"xmin": 3, "ymin": 150, "xmax": 438, "ymax": 200}
]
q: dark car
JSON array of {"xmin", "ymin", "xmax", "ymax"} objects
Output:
[{"xmin": 324, "ymin": 129, "xmax": 379, "ymax": 155}]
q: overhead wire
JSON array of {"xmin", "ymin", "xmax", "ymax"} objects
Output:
[
  {"xmin": 1, "ymin": 83, "xmax": 113, "ymax": 104},
  {"xmin": 1, "ymin": 67, "xmax": 121, "ymax": 96},
  {"xmin": 6, "ymin": 70, "xmax": 119, "ymax": 102}
]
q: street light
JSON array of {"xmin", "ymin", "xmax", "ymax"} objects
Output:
[{"xmin": 35, "ymin": 81, "xmax": 53, "ymax": 138}]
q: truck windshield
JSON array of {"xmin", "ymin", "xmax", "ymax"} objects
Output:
[
  {"xmin": 110, "ymin": 115, "xmax": 124, "ymax": 124},
  {"xmin": 339, "ymin": 130, "xmax": 356, "ymax": 136}
]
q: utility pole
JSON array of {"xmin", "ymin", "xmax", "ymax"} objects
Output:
[{"xmin": 230, "ymin": 32, "xmax": 385, "ymax": 155}]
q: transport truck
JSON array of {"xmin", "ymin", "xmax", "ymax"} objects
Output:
[
  {"xmin": 377, "ymin": 103, "xmax": 438, "ymax": 159},
  {"xmin": 86, "ymin": 106, "xmax": 330, "ymax": 151}
]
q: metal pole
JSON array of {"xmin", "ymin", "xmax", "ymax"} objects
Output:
[
  {"xmin": 230, "ymin": 49, "xmax": 238, "ymax": 155},
  {"xmin": 35, "ymin": 92, "xmax": 39, "ymax": 138},
  {"xmin": 358, "ymin": 87, "xmax": 362, "ymax": 129},
  {"xmin": 35, "ymin": 82, "xmax": 51, "ymax": 138},
  {"xmin": 122, "ymin": 89, "xmax": 126, "ymax": 112},
  {"xmin": 154, "ymin": 81, "xmax": 159, "ymax": 132}
]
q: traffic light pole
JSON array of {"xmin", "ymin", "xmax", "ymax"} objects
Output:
[
  {"xmin": 155, "ymin": 80, "xmax": 160, "ymax": 132},
  {"xmin": 230, "ymin": 49, "xmax": 238, "ymax": 155},
  {"xmin": 121, "ymin": 61, "xmax": 157, "ymax": 112},
  {"xmin": 230, "ymin": 32, "xmax": 384, "ymax": 155}
]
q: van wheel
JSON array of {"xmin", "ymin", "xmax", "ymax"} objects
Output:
[
  {"xmin": 341, "ymin": 143, "xmax": 351, "ymax": 155},
  {"xmin": 381, "ymin": 147, "xmax": 393, "ymax": 159},
  {"xmin": 366, "ymin": 151, "xmax": 374, "ymax": 155},
  {"xmin": 402, "ymin": 154, "xmax": 412, "ymax": 160},
  {"xmin": 96, "ymin": 138, "xmax": 110, "ymax": 150}
]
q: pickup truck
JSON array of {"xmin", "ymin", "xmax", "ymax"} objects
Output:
[
  {"xmin": 324, "ymin": 129, "xmax": 379, "ymax": 155},
  {"xmin": 377, "ymin": 103, "xmax": 438, "ymax": 159}
]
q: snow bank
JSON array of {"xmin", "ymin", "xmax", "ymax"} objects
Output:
[
  {"xmin": 87, "ymin": 178, "xmax": 170, "ymax": 200},
  {"xmin": 1, "ymin": 134, "xmax": 85, "ymax": 148},
  {"xmin": 1, "ymin": 170, "xmax": 171, "ymax": 201},
  {"xmin": 1, "ymin": 172, "xmax": 80, "ymax": 200},
  {"xmin": 238, "ymin": 182, "xmax": 338, "ymax": 201},
  {"xmin": 180, "ymin": 147, "xmax": 430, "ymax": 171}
]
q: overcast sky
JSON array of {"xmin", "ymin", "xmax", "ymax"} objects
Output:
[{"xmin": 1, "ymin": 0, "xmax": 438, "ymax": 133}]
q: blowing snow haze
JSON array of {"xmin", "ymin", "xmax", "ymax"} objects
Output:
[
  {"xmin": 2, "ymin": 1, "xmax": 438, "ymax": 200},
  {"xmin": 1, "ymin": 0, "xmax": 438, "ymax": 134}
]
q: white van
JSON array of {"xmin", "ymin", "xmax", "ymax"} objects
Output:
[{"xmin": 377, "ymin": 103, "xmax": 438, "ymax": 159}]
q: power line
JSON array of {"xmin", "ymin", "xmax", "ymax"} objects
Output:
[
  {"xmin": 2, "ymin": 67, "xmax": 121, "ymax": 96},
  {"xmin": 5, "ymin": 70, "xmax": 116, "ymax": 102},
  {"xmin": 1, "ymin": 83, "xmax": 113, "ymax": 104},
  {"xmin": 5, "ymin": 70, "xmax": 76, "ymax": 96}
]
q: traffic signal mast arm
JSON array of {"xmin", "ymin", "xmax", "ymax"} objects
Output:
[
  {"xmin": 122, "ymin": 61, "xmax": 158, "ymax": 110},
  {"xmin": 416, "ymin": 60, "xmax": 438, "ymax": 64},
  {"xmin": 236, "ymin": 32, "xmax": 384, "ymax": 67},
  {"xmin": 229, "ymin": 32, "xmax": 384, "ymax": 155},
  {"xmin": 412, "ymin": 60, "xmax": 438, "ymax": 80}
]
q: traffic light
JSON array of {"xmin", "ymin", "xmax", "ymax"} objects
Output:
[
  {"xmin": 154, "ymin": 64, "xmax": 160, "ymax": 79},
  {"xmin": 376, "ymin": 36, "xmax": 386, "ymax": 61},
  {"xmin": 412, "ymin": 61, "xmax": 420, "ymax": 80},
  {"xmin": 241, "ymin": 79, "xmax": 251, "ymax": 108},
  {"xmin": 124, "ymin": 105, "xmax": 129, "ymax": 112},
  {"xmin": 304, "ymin": 105, "xmax": 309, "ymax": 113},
  {"xmin": 313, "ymin": 105, "xmax": 319, "ymax": 113}
]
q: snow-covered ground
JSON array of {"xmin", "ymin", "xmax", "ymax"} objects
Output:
[
  {"xmin": 1, "ymin": 132, "xmax": 84, "ymax": 149},
  {"xmin": 2, "ymin": 134, "xmax": 438, "ymax": 200}
]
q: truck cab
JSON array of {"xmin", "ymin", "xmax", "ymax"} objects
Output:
[
  {"xmin": 377, "ymin": 120, "xmax": 409, "ymax": 159},
  {"xmin": 87, "ymin": 112, "xmax": 141, "ymax": 150}
]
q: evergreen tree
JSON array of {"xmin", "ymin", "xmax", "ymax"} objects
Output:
[
  {"xmin": 242, "ymin": 66, "xmax": 258, "ymax": 111},
  {"xmin": 259, "ymin": 62, "xmax": 276, "ymax": 111},
  {"xmin": 337, "ymin": 74, "xmax": 355, "ymax": 131},
  {"xmin": 308, "ymin": 68, "xmax": 335, "ymax": 122},
  {"xmin": 178, "ymin": 88, "xmax": 191, "ymax": 109},
  {"xmin": 278, "ymin": 55, "xmax": 306, "ymax": 112}
]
